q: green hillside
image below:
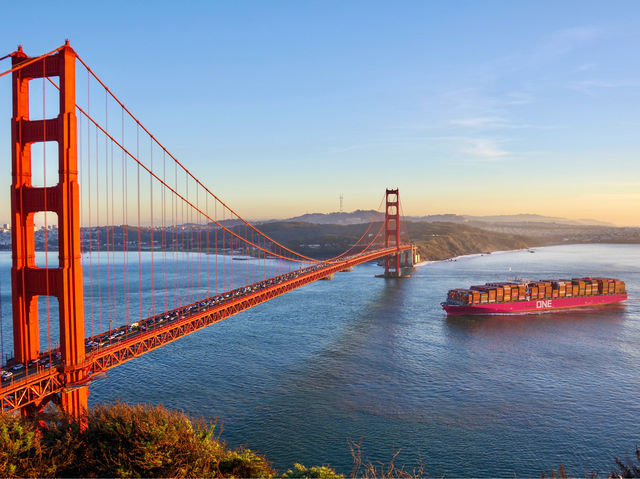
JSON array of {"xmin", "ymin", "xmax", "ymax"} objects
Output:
[
  {"xmin": 257, "ymin": 221, "xmax": 531, "ymax": 261},
  {"xmin": 406, "ymin": 222, "xmax": 530, "ymax": 261}
]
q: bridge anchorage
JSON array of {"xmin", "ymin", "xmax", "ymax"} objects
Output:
[{"xmin": 1, "ymin": 42, "xmax": 414, "ymax": 423}]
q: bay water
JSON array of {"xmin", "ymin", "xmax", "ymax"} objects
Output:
[{"xmin": 1, "ymin": 244, "xmax": 638, "ymax": 476}]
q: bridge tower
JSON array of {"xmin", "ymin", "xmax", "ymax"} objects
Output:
[
  {"xmin": 11, "ymin": 42, "xmax": 88, "ymax": 420},
  {"xmin": 384, "ymin": 188, "xmax": 401, "ymax": 278}
]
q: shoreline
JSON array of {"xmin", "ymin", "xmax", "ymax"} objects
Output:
[
  {"xmin": 412, "ymin": 242, "xmax": 640, "ymax": 268},
  {"xmin": 413, "ymin": 247, "xmax": 532, "ymax": 267}
]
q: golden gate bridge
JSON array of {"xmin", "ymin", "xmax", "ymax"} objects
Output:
[{"xmin": 0, "ymin": 42, "xmax": 415, "ymax": 422}]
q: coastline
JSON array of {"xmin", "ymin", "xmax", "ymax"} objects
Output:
[{"xmin": 413, "ymin": 247, "xmax": 533, "ymax": 267}]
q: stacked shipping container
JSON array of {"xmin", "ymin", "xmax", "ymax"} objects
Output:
[{"xmin": 445, "ymin": 277, "xmax": 627, "ymax": 306}]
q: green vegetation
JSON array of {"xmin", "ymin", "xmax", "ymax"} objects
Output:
[
  {"xmin": 406, "ymin": 221, "xmax": 530, "ymax": 261},
  {"xmin": 0, "ymin": 402, "xmax": 275, "ymax": 478},
  {"xmin": 282, "ymin": 463, "xmax": 344, "ymax": 478},
  {"xmin": 257, "ymin": 221, "xmax": 377, "ymax": 258}
]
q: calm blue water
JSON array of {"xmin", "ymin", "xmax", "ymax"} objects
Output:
[{"xmin": 1, "ymin": 244, "xmax": 639, "ymax": 477}]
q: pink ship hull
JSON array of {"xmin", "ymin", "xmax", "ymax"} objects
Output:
[{"xmin": 442, "ymin": 293, "xmax": 628, "ymax": 315}]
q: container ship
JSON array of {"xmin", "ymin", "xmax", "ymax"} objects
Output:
[{"xmin": 442, "ymin": 277, "xmax": 627, "ymax": 315}]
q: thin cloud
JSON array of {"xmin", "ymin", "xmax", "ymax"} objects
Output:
[
  {"xmin": 569, "ymin": 79, "xmax": 640, "ymax": 95},
  {"xmin": 576, "ymin": 63, "xmax": 597, "ymax": 72},
  {"xmin": 503, "ymin": 92, "xmax": 533, "ymax": 105},
  {"xmin": 483, "ymin": 26, "xmax": 603, "ymax": 77},
  {"xmin": 449, "ymin": 116, "xmax": 535, "ymax": 130},
  {"xmin": 450, "ymin": 116, "xmax": 510, "ymax": 128},
  {"xmin": 539, "ymin": 26, "xmax": 602, "ymax": 59},
  {"xmin": 462, "ymin": 138, "xmax": 510, "ymax": 161}
]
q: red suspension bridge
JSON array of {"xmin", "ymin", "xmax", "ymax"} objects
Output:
[{"xmin": 0, "ymin": 42, "xmax": 415, "ymax": 421}]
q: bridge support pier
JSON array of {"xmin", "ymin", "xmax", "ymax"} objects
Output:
[
  {"xmin": 11, "ymin": 42, "xmax": 88, "ymax": 421},
  {"xmin": 60, "ymin": 388, "xmax": 89, "ymax": 426}
]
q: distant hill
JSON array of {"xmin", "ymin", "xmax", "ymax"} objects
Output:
[
  {"xmin": 460, "ymin": 214, "xmax": 614, "ymax": 227},
  {"xmin": 276, "ymin": 211, "xmax": 614, "ymax": 227},
  {"xmin": 403, "ymin": 213, "xmax": 613, "ymax": 227},
  {"xmin": 406, "ymin": 222, "xmax": 530, "ymax": 261},
  {"xmin": 279, "ymin": 209, "xmax": 381, "ymax": 225}
]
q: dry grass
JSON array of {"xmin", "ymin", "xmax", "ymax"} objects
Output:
[
  {"xmin": 612, "ymin": 446, "xmax": 640, "ymax": 478},
  {"xmin": 348, "ymin": 440, "xmax": 440, "ymax": 479}
]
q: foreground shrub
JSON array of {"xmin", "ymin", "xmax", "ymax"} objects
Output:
[
  {"xmin": 282, "ymin": 463, "xmax": 344, "ymax": 478},
  {"xmin": 0, "ymin": 402, "xmax": 275, "ymax": 478},
  {"xmin": 0, "ymin": 412, "xmax": 84, "ymax": 478},
  {"xmin": 86, "ymin": 402, "xmax": 217, "ymax": 477},
  {"xmin": 0, "ymin": 416, "xmax": 42, "ymax": 477}
]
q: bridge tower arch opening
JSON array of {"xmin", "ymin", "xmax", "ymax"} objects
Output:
[{"xmin": 10, "ymin": 42, "xmax": 88, "ymax": 421}]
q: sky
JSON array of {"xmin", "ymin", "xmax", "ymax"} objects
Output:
[{"xmin": 1, "ymin": 0, "xmax": 639, "ymax": 226}]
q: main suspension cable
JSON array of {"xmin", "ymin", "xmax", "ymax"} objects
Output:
[
  {"xmin": 73, "ymin": 52, "xmax": 381, "ymax": 265},
  {"xmin": 4, "ymin": 45, "xmax": 399, "ymax": 270}
]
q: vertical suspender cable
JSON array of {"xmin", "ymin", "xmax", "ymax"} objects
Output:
[
  {"xmin": 96, "ymin": 118, "xmax": 102, "ymax": 333},
  {"xmin": 206, "ymin": 194, "xmax": 210, "ymax": 297},
  {"xmin": 179, "ymin": 176, "xmax": 183, "ymax": 304},
  {"xmin": 110, "ymin": 102, "xmax": 116, "ymax": 330},
  {"xmin": 181, "ymin": 179, "xmax": 185, "ymax": 304},
  {"xmin": 122, "ymin": 107, "xmax": 129, "ymax": 328},
  {"xmin": 173, "ymin": 161, "xmax": 178, "ymax": 307},
  {"xmin": 87, "ymin": 71, "xmax": 94, "ymax": 338},
  {"xmin": 195, "ymin": 184, "xmax": 199, "ymax": 300},
  {"xmin": 96, "ymin": 115, "xmax": 102, "ymax": 333},
  {"xmin": 230, "ymin": 211, "xmax": 234, "ymax": 290},
  {"xmin": 251, "ymin": 229, "xmax": 254, "ymax": 284},
  {"xmin": 162, "ymin": 150, "xmax": 167, "ymax": 312},
  {"xmin": 198, "ymin": 188, "xmax": 202, "ymax": 299},
  {"xmin": 199, "ymin": 195, "xmax": 203, "ymax": 297},
  {"xmin": 150, "ymin": 138, "xmax": 155, "ymax": 316},
  {"xmin": 215, "ymin": 200, "xmax": 218, "ymax": 295},
  {"xmin": 222, "ymin": 207, "xmax": 226, "ymax": 291},
  {"xmin": 137, "ymin": 124, "xmax": 142, "ymax": 322},
  {"xmin": 105, "ymin": 90, "xmax": 112, "ymax": 332},
  {"xmin": 182, "ymin": 181, "xmax": 186, "ymax": 303},
  {"xmin": 188, "ymin": 179, "xmax": 193, "ymax": 303}
]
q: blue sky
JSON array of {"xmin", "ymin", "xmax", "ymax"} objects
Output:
[{"xmin": 1, "ymin": 1, "xmax": 639, "ymax": 225}]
